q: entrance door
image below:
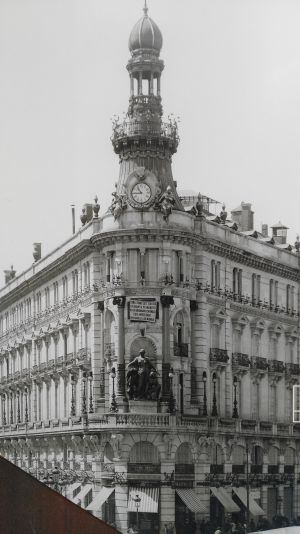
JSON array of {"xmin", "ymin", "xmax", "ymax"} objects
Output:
[
  {"xmin": 175, "ymin": 493, "xmax": 196, "ymax": 534},
  {"xmin": 284, "ymin": 486, "xmax": 293, "ymax": 521},
  {"xmin": 210, "ymin": 495, "xmax": 224, "ymax": 531},
  {"xmin": 267, "ymin": 487, "xmax": 277, "ymax": 522},
  {"xmin": 128, "ymin": 512, "xmax": 159, "ymax": 534}
]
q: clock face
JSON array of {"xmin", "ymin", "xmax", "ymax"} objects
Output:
[{"xmin": 131, "ymin": 182, "xmax": 152, "ymax": 204}]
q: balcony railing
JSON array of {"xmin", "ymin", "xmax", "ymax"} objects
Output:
[
  {"xmin": 268, "ymin": 465, "xmax": 279, "ymax": 474},
  {"xmin": 210, "ymin": 464, "xmax": 224, "ymax": 474},
  {"xmin": 269, "ymin": 360, "xmax": 285, "ymax": 373},
  {"xmin": 175, "ymin": 464, "xmax": 195, "ymax": 475},
  {"xmin": 104, "ymin": 343, "xmax": 115, "ymax": 358},
  {"xmin": 128, "ymin": 463, "xmax": 161, "ymax": 474},
  {"xmin": 210, "ymin": 348, "xmax": 229, "ymax": 364},
  {"xmin": 251, "ymin": 465, "xmax": 263, "ymax": 474},
  {"xmin": 284, "ymin": 465, "xmax": 294, "ymax": 474},
  {"xmin": 174, "ymin": 342, "xmax": 189, "ymax": 358},
  {"xmin": 251, "ymin": 356, "xmax": 268, "ymax": 371},
  {"xmin": 232, "ymin": 464, "xmax": 245, "ymax": 475},
  {"xmin": 232, "ymin": 353, "xmax": 250, "ymax": 367},
  {"xmin": 286, "ymin": 363, "xmax": 300, "ymax": 376}
]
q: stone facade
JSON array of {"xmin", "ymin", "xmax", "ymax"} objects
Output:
[{"xmin": 0, "ymin": 5, "xmax": 300, "ymax": 534}]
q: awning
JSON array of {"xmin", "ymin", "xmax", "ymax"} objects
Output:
[
  {"xmin": 233, "ymin": 487, "xmax": 265, "ymax": 516},
  {"xmin": 74, "ymin": 484, "xmax": 93, "ymax": 506},
  {"xmin": 66, "ymin": 482, "xmax": 81, "ymax": 499},
  {"xmin": 210, "ymin": 487, "xmax": 240, "ymax": 513},
  {"xmin": 86, "ymin": 487, "xmax": 115, "ymax": 511},
  {"xmin": 128, "ymin": 487, "xmax": 159, "ymax": 514},
  {"xmin": 176, "ymin": 489, "xmax": 206, "ymax": 514}
]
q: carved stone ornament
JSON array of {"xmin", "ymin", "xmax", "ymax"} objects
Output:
[
  {"xmin": 93, "ymin": 195, "xmax": 100, "ymax": 218},
  {"xmin": 220, "ymin": 203, "xmax": 227, "ymax": 224},
  {"xmin": 154, "ymin": 186, "xmax": 176, "ymax": 221},
  {"xmin": 109, "ymin": 184, "xmax": 128, "ymax": 220}
]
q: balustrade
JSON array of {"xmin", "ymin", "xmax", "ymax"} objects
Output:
[
  {"xmin": 210, "ymin": 348, "xmax": 229, "ymax": 364},
  {"xmin": 174, "ymin": 342, "xmax": 189, "ymax": 357},
  {"xmin": 232, "ymin": 353, "xmax": 250, "ymax": 367},
  {"xmin": 269, "ymin": 359, "xmax": 285, "ymax": 373}
]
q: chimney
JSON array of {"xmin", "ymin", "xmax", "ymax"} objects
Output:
[
  {"xmin": 33, "ymin": 243, "xmax": 42, "ymax": 262},
  {"xmin": 71, "ymin": 205, "xmax": 75, "ymax": 234},
  {"xmin": 271, "ymin": 222, "xmax": 289, "ymax": 245},
  {"xmin": 231, "ymin": 201, "xmax": 254, "ymax": 232},
  {"xmin": 261, "ymin": 224, "xmax": 268, "ymax": 237},
  {"xmin": 4, "ymin": 265, "xmax": 16, "ymax": 285}
]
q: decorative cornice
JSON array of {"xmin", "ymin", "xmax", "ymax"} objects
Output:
[
  {"xmin": 0, "ymin": 240, "xmax": 93, "ymax": 313},
  {"xmin": 203, "ymin": 238, "xmax": 299, "ymax": 282}
]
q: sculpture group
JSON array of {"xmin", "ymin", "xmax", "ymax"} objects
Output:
[{"xmin": 126, "ymin": 349, "xmax": 161, "ymax": 401}]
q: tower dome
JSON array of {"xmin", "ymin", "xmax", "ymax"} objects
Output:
[{"xmin": 129, "ymin": 3, "xmax": 163, "ymax": 54}]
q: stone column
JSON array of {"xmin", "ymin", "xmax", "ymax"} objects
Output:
[
  {"xmin": 114, "ymin": 460, "xmax": 128, "ymax": 533},
  {"xmin": 190, "ymin": 300, "xmax": 198, "ymax": 404},
  {"xmin": 160, "ymin": 461, "xmax": 175, "ymax": 534},
  {"xmin": 160, "ymin": 295, "xmax": 174, "ymax": 402},
  {"xmin": 113, "ymin": 296, "xmax": 126, "ymax": 401}
]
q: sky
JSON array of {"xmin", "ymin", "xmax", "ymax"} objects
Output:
[{"xmin": 0, "ymin": 0, "xmax": 300, "ymax": 281}]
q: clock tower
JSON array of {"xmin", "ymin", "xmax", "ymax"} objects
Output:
[{"xmin": 110, "ymin": 1, "xmax": 183, "ymax": 219}]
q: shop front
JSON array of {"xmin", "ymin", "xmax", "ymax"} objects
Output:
[{"xmin": 128, "ymin": 486, "xmax": 160, "ymax": 534}]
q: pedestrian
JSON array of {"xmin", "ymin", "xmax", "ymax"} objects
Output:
[{"xmin": 214, "ymin": 527, "xmax": 222, "ymax": 534}]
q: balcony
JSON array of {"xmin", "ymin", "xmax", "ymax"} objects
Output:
[
  {"xmin": 268, "ymin": 465, "xmax": 279, "ymax": 474},
  {"xmin": 232, "ymin": 464, "xmax": 245, "ymax": 475},
  {"xmin": 269, "ymin": 360, "xmax": 285, "ymax": 374},
  {"xmin": 251, "ymin": 356, "xmax": 268, "ymax": 371},
  {"xmin": 104, "ymin": 343, "xmax": 115, "ymax": 358},
  {"xmin": 286, "ymin": 363, "xmax": 300, "ymax": 377},
  {"xmin": 210, "ymin": 348, "xmax": 229, "ymax": 365},
  {"xmin": 284, "ymin": 465, "xmax": 294, "ymax": 474},
  {"xmin": 128, "ymin": 463, "xmax": 161, "ymax": 474},
  {"xmin": 175, "ymin": 464, "xmax": 195, "ymax": 475},
  {"xmin": 251, "ymin": 465, "xmax": 263, "ymax": 474},
  {"xmin": 232, "ymin": 353, "xmax": 250, "ymax": 368},
  {"xmin": 174, "ymin": 342, "xmax": 189, "ymax": 358},
  {"xmin": 210, "ymin": 464, "xmax": 224, "ymax": 475}
]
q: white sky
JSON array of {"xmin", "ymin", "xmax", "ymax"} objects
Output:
[{"xmin": 0, "ymin": 0, "xmax": 300, "ymax": 282}]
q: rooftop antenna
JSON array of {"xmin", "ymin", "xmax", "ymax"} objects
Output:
[{"xmin": 143, "ymin": 0, "xmax": 148, "ymax": 16}]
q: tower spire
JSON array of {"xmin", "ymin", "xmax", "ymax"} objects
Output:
[{"xmin": 143, "ymin": 0, "xmax": 148, "ymax": 16}]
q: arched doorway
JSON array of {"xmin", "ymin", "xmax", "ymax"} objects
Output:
[
  {"xmin": 128, "ymin": 441, "xmax": 160, "ymax": 534},
  {"xmin": 175, "ymin": 443, "xmax": 196, "ymax": 534}
]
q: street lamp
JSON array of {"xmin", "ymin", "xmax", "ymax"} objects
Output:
[
  {"xmin": 2, "ymin": 394, "xmax": 6, "ymax": 426},
  {"xmin": 168, "ymin": 367, "xmax": 176, "ymax": 414},
  {"xmin": 232, "ymin": 376, "xmax": 239, "ymax": 418},
  {"xmin": 24, "ymin": 387, "xmax": 29, "ymax": 423},
  {"xmin": 88, "ymin": 371, "xmax": 94, "ymax": 414},
  {"xmin": 10, "ymin": 391, "xmax": 13, "ymax": 424},
  {"xmin": 17, "ymin": 390, "xmax": 21, "ymax": 423},
  {"xmin": 70, "ymin": 374, "xmax": 76, "ymax": 416},
  {"xmin": 132, "ymin": 493, "xmax": 141, "ymax": 532},
  {"xmin": 211, "ymin": 372, "xmax": 218, "ymax": 417},
  {"xmin": 81, "ymin": 372, "xmax": 87, "ymax": 415},
  {"xmin": 110, "ymin": 367, "xmax": 118, "ymax": 413},
  {"xmin": 202, "ymin": 371, "xmax": 208, "ymax": 416}
]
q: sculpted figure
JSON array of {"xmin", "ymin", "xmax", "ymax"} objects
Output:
[
  {"xmin": 126, "ymin": 349, "xmax": 160, "ymax": 400},
  {"xmin": 155, "ymin": 186, "xmax": 176, "ymax": 221},
  {"xmin": 110, "ymin": 184, "xmax": 127, "ymax": 220}
]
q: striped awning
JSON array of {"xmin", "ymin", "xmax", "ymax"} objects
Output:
[
  {"xmin": 74, "ymin": 484, "xmax": 93, "ymax": 507},
  {"xmin": 86, "ymin": 487, "xmax": 115, "ymax": 511},
  {"xmin": 210, "ymin": 487, "xmax": 240, "ymax": 513},
  {"xmin": 66, "ymin": 482, "xmax": 81, "ymax": 500},
  {"xmin": 233, "ymin": 487, "xmax": 265, "ymax": 516},
  {"xmin": 176, "ymin": 489, "xmax": 206, "ymax": 514},
  {"xmin": 128, "ymin": 487, "xmax": 159, "ymax": 514}
]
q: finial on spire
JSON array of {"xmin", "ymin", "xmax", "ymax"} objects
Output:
[{"xmin": 143, "ymin": 0, "xmax": 148, "ymax": 16}]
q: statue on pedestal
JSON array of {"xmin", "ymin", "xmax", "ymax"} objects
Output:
[{"xmin": 126, "ymin": 349, "xmax": 161, "ymax": 400}]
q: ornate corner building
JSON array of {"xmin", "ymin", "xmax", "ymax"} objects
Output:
[{"xmin": 0, "ymin": 5, "xmax": 300, "ymax": 534}]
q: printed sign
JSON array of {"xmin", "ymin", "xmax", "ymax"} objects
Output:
[{"xmin": 129, "ymin": 298, "xmax": 157, "ymax": 323}]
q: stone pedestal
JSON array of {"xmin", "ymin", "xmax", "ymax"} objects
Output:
[{"xmin": 129, "ymin": 400, "xmax": 158, "ymax": 414}]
